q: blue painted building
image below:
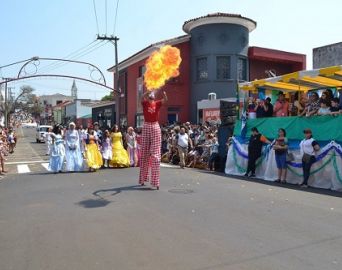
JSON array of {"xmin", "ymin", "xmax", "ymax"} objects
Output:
[{"xmin": 182, "ymin": 13, "xmax": 256, "ymax": 121}]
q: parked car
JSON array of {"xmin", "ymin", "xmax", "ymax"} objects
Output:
[{"xmin": 36, "ymin": 125, "xmax": 52, "ymax": 143}]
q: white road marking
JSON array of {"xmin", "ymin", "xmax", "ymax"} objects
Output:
[
  {"xmin": 17, "ymin": 165, "xmax": 30, "ymax": 174},
  {"xmin": 160, "ymin": 163, "xmax": 178, "ymax": 168},
  {"xmin": 41, "ymin": 163, "xmax": 49, "ymax": 170},
  {"xmin": 6, "ymin": 160, "xmax": 45, "ymax": 165}
]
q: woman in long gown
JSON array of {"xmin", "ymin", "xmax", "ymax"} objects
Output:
[
  {"xmin": 101, "ymin": 130, "xmax": 112, "ymax": 168},
  {"xmin": 85, "ymin": 128, "xmax": 103, "ymax": 171},
  {"xmin": 109, "ymin": 125, "xmax": 130, "ymax": 168},
  {"xmin": 65, "ymin": 122, "xmax": 84, "ymax": 172},
  {"xmin": 48, "ymin": 125, "xmax": 65, "ymax": 173},
  {"xmin": 126, "ymin": 127, "xmax": 138, "ymax": 167}
]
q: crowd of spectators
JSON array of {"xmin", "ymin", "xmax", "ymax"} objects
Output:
[
  {"xmin": 0, "ymin": 126, "xmax": 17, "ymax": 174},
  {"xmin": 160, "ymin": 122, "xmax": 224, "ymax": 171},
  {"xmin": 247, "ymin": 89, "xmax": 342, "ymax": 119}
]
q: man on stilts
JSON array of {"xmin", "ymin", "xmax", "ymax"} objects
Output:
[{"xmin": 139, "ymin": 90, "xmax": 167, "ymax": 190}]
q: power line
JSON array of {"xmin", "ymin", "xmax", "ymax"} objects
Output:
[
  {"xmin": 39, "ymin": 40, "xmax": 97, "ymax": 72},
  {"xmin": 93, "ymin": 0, "xmax": 100, "ymax": 34},
  {"xmin": 40, "ymin": 41, "xmax": 105, "ymax": 73},
  {"xmin": 113, "ymin": 0, "xmax": 120, "ymax": 35}
]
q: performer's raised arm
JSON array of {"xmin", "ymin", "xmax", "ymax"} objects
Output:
[{"xmin": 161, "ymin": 91, "xmax": 168, "ymax": 104}]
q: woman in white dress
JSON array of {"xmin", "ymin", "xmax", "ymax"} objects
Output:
[
  {"xmin": 101, "ymin": 130, "xmax": 112, "ymax": 168},
  {"xmin": 65, "ymin": 122, "xmax": 84, "ymax": 172}
]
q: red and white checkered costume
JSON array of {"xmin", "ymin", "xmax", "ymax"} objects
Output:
[{"xmin": 139, "ymin": 122, "xmax": 161, "ymax": 187}]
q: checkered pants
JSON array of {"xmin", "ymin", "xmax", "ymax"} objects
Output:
[{"xmin": 139, "ymin": 122, "xmax": 161, "ymax": 187}]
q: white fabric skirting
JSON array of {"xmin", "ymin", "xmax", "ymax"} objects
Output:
[{"xmin": 225, "ymin": 137, "xmax": 342, "ymax": 192}]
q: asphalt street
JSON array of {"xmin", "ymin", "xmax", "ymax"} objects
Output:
[{"xmin": 0, "ymin": 128, "xmax": 342, "ymax": 270}]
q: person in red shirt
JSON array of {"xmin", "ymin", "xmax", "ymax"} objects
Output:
[
  {"xmin": 139, "ymin": 90, "xmax": 168, "ymax": 190},
  {"xmin": 273, "ymin": 92, "xmax": 289, "ymax": 117}
]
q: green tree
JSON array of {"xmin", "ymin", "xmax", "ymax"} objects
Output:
[
  {"xmin": 101, "ymin": 92, "xmax": 114, "ymax": 101},
  {"xmin": 0, "ymin": 85, "xmax": 39, "ymax": 126}
]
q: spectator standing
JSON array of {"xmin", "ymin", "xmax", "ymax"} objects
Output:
[
  {"xmin": 263, "ymin": 97, "xmax": 274, "ymax": 117},
  {"xmin": 300, "ymin": 92, "xmax": 320, "ymax": 117},
  {"xmin": 245, "ymin": 127, "xmax": 271, "ymax": 178},
  {"xmin": 177, "ymin": 127, "xmax": 192, "ymax": 169},
  {"xmin": 208, "ymin": 136, "xmax": 220, "ymax": 171},
  {"xmin": 293, "ymin": 93, "xmax": 307, "ymax": 116},
  {"xmin": 0, "ymin": 140, "xmax": 7, "ymax": 174},
  {"xmin": 274, "ymin": 92, "xmax": 289, "ymax": 117},
  {"xmin": 320, "ymin": 91, "xmax": 332, "ymax": 107},
  {"xmin": 273, "ymin": 128, "xmax": 288, "ymax": 183},
  {"xmin": 7, "ymin": 128, "xmax": 15, "ymax": 154},
  {"xmin": 299, "ymin": 129, "xmax": 320, "ymax": 188},
  {"xmin": 255, "ymin": 99, "xmax": 266, "ymax": 118}
]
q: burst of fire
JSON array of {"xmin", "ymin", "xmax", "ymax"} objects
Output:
[{"xmin": 144, "ymin": 45, "xmax": 182, "ymax": 91}]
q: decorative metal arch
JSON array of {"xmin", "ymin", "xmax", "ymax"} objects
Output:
[{"xmin": 0, "ymin": 57, "xmax": 118, "ymax": 93}]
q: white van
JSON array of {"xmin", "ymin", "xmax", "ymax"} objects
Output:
[{"xmin": 36, "ymin": 125, "xmax": 52, "ymax": 143}]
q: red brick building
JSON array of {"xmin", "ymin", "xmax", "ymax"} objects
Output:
[
  {"xmin": 248, "ymin": 46, "xmax": 306, "ymax": 80},
  {"xmin": 108, "ymin": 13, "xmax": 306, "ymax": 127}
]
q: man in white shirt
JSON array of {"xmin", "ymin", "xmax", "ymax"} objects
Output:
[
  {"xmin": 299, "ymin": 128, "xmax": 320, "ymax": 187},
  {"xmin": 177, "ymin": 127, "xmax": 192, "ymax": 169}
]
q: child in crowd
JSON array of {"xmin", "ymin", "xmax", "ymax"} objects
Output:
[
  {"xmin": 330, "ymin": 98, "xmax": 342, "ymax": 115},
  {"xmin": 317, "ymin": 101, "xmax": 331, "ymax": 115},
  {"xmin": 101, "ymin": 130, "xmax": 112, "ymax": 168}
]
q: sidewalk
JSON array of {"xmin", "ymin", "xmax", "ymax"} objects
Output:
[{"xmin": 3, "ymin": 127, "xmax": 48, "ymax": 175}]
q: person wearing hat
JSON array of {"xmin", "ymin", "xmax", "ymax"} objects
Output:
[
  {"xmin": 65, "ymin": 122, "xmax": 84, "ymax": 172},
  {"xmin": 245, "ymin": 127, "xmax": 271, "ymax": 178},
  {"xmin": 139, "ymin": 90, "xmax": 167, "ymax": 190},
  {"xmin": 299, "ymin": 129, "xmax": 320, "ymax": 188},
  {"xmin": 273, "ymin": 92, "xmax": 289, "ymax": 117}
]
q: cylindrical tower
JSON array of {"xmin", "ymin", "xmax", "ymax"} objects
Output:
[{"xmin": 183, "ymin": 13, "xmax": 256, "ymax": 122}]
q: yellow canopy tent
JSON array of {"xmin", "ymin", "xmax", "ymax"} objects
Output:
[{"xmin": 239, "ymin": 65, "xmax": 342, "ymax": 92}]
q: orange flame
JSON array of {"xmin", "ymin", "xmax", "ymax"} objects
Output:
[{"xmin": 144, "ymin": 45, "xmax": 182, "ymax": 91}]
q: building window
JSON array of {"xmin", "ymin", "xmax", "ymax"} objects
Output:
[
  {"xmin": 216, "ymin": 56, "xmax": 230, "ymax": 80},
  {"xmin": 138, "ymin": 65, "xmax": 146, "ymax": 78},
  {"xmin": 196, "ymin": 57, "xmax": 208, "ymax": 81},
  {"xmin": 238, "ymin": 58, "xmax": 247, "ymax": 81}
]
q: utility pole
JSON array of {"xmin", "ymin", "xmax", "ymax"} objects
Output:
[{"xmin": 97, "ymin": 35, "xmax": 120, "ymax": 126}]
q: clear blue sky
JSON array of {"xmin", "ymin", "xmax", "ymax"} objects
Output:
[{"xmin": 1, "ymin": 0, "xmax": 342, "ymax": 99}]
